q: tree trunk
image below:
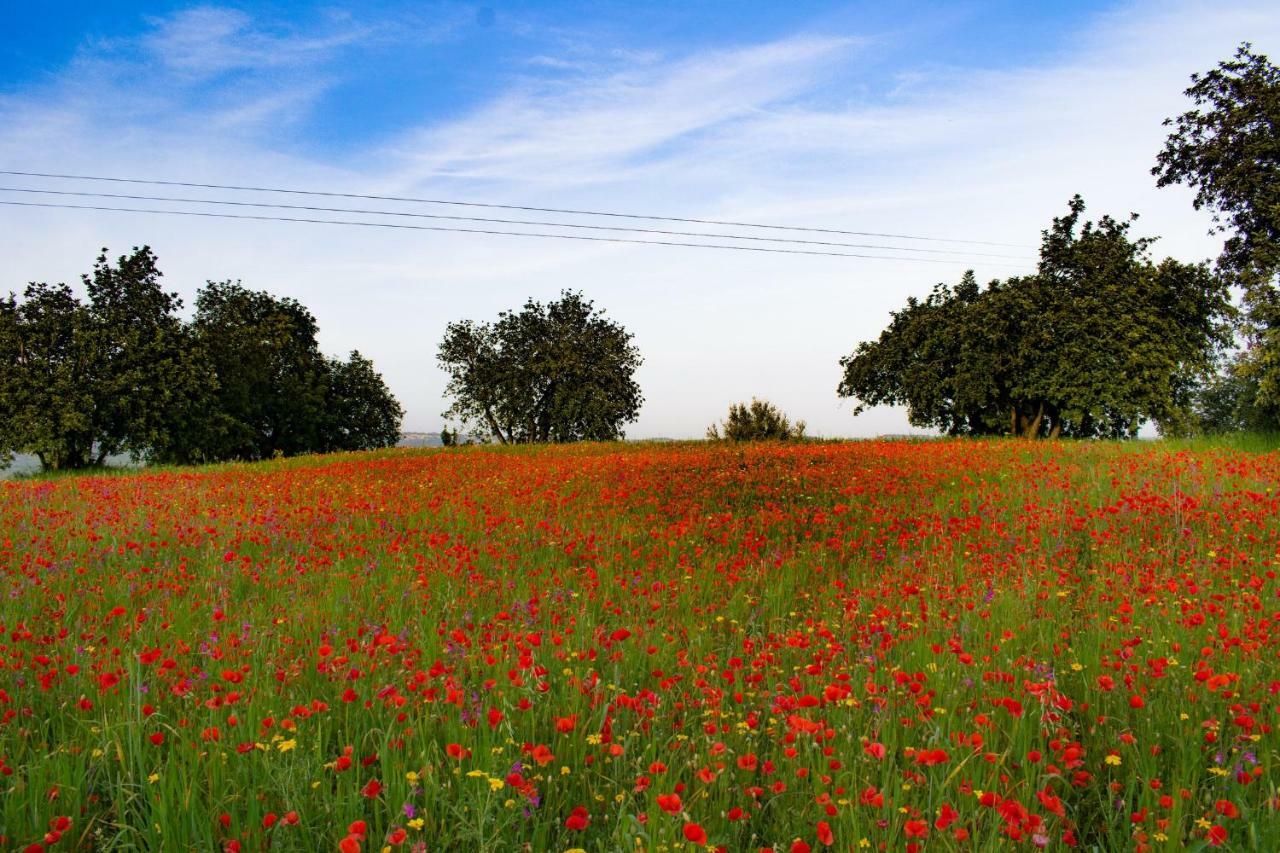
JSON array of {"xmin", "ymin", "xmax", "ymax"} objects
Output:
[
  {"xmin": 483, "ymin": 407, "xmax": 509, "ymax": 445},
  {"xmin": 1020, "ymin": 402, "xmax": 1045, "ymax": 439}
]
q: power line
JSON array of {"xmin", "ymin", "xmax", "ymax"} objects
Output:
[
  {"xmin": 0, "ymin": 199, "xmax": 1032, "ymax": 265},
  {"xmin": 0, "ymin": 186, "xmax": 1033, "ymax": 262},
  {"xmin": 0, "ymin": 169, "xmax": 1034, "ymax": 249}
]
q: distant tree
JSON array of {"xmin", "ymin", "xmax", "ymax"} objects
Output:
[
  {"xmin": 437, "ymin": 291, "xmax": 642, "ymax": 443},
  {"xmin": 707, "ymin": 399, "xmax": 806, "ymax": 441},
  {"xmin": 440, "ymin": 427, "xmax": 457, "ymax": 447},
  {"xmin": 1154, "ymin": 43, "xmax": 1280, "ymax": 428},
  {"xmin": 0, "ymin": 248, "xmax": 201, "ymax": 470},
  {"xmin": 838, "ymin": 197, "xmax": 1231, "ymax": 438},
  {"xmin": 321, "ymin": 351, "xmax": 404, "ymax": 452}
]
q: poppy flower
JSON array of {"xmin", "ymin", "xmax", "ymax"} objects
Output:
[
  {"xmin": 657, "ymin": 793, "xmax": 682, "ymax": 814},
  {"xmin": 565, "ymin": 806, "xmax": 590, "ymax": 831},
  {"xmin": 683, "ymin": 823, "xmax": 707, "ymax": 844}
]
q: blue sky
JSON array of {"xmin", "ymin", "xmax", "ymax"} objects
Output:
[
  {"xmin": 1, "ymin": 2, "xmax": 1275, "ymax": 436},
  {"xmin": 7, "ymin": 2, "xmax": 1117, "ymax": 156}
]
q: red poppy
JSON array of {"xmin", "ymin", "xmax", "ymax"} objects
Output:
[{"xmin": 565, "ymin": 806, "xmax": 590, "ymax": 831}]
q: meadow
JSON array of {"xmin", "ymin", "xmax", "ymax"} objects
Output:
[{"xmin": 0, "ymin": 439, "xmax": 1277, "ymax": 851}]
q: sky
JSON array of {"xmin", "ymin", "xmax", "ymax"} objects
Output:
[{"xmin": 2, "ymin": 1, "xmax": 1277, "ymax": 438}]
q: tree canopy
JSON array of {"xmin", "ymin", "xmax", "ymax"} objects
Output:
[
  {"xmin": 1, "ymin": 250, "xmax": 403, "ymax": 470},
  {"xmin": 838, "ymin": 197, "xmax": 1231, "ymax": 438},
  {"xmin": 1155, "ymin": 43, "xmax": 1280, "ymax": 431},
  {"xmin": 437, "ymin": 291, "xmax": 642, "ymax": 444},
  {"xmin": 0, "ymin": 248, "xmax": 206, "ymax": 469}
]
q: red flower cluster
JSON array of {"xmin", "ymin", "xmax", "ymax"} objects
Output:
[{"xmin": 0, "ymin": 440, "xmax": 1277, "ymax": 849}]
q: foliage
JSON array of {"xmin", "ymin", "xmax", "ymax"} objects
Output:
[
  {"xmin": 161, "ymin": 282, "xmax": 404, "ymax": 463},
  {"xmin": 1154, "ymin": 42, "xmax": 1280, "ymax": 283},
  {"xmin": 184, "ymin": 281, "xmax": 331, "ymax": 462},
  {"xmin": 1, "ymin": 254, "xmax": 402, "ymax": 470},
  {"xmin": 706, "ymin": 398, "xmax": 806, "ymax": 441},
  {"xmin": 1155, "ymin": 43, "xmax": 1280, "ymax": 428},
  {"xmin": 322, "ymin": 351, "xmax": 405, "ymax": 453},
  {"xmin": 0, "ymin": 248, "xmax": 202, "ymax": 469},
  {"xmin": 1, "ymin": 440, "xmax": 1279, "ymax": 850},
  {"xmin": 437, "ymin": 290, "xmax": 642, "ymax": 443},
  {"xmin": 838, "ymin": 197, "xmax": 1231, "ymax": 437}
]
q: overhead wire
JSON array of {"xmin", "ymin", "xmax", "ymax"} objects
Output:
[
  {"xmin": 0, "ymin": 169, "xmax": 1034, "ymax": 249},
  {"xmin": 0, "ymin": 185, "xmax": 1034, "ymax": 262},
  {"xmin": 0, "ymin": 199, "xmax": 1025, "ymax": 264}
]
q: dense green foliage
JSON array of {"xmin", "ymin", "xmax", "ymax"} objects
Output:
[
  {"xmin": 1, "ymin": 250, "xmax": 403, "ymax": 470},
  {"xmin": 437, "ymin": 290, "xmax": 642, "ymax": 443},
  {"xmin": 838, "ymin": 197, "xmax": 1230, "ymax": 438},
  {"xmin": 0, "ymin": 249, "xmax": 205, "ymax": 469},
  {"xmin": 1155, "ymin": 43, "xmax": 1280, "ymax": 431},
  {"xmin": 707, "ymin": 398, "xmax": 806, "ymax": 441}
]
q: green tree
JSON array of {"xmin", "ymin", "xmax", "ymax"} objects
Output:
[
  {"xmin": 838, "ymin": 197, "xmax": 1230, "ymax": 438},
  {"xmin": 186, "ymin": 281, "xmax": 331, "ymax": 461},
  {"xmin": 321, "ymin": 351, "xmax": 404, "ymax": 453},
  {"xmin": 84, "ymin": 247, "xmax": 209, "ymax": 463},
  {"xmin": 0, "ymin": 248, "xmax": 200, "ymax": 470},
  {"xmin": 707, "ymin": 398, "xmax": 806, "ymax": 441},
  {"xmin": 437, "ymin": 291, "xmax": 642, "ymax": 443},
  {"xmin": 1155, "ymin": 43, "xmax": 1280, "ymax": 427}
]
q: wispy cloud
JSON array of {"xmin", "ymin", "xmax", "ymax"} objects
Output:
[
  {"xmin": 140, "ymin": 6, "xmax": 370, "ymax": 80},
  {"xmin": 388, "ymin": 36, "xmax": 864, "ymax": 187}
]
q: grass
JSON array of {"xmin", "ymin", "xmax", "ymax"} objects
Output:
[{"xmin": 0, "ymin": 437, "xmax": 1277, "ymax": 851}]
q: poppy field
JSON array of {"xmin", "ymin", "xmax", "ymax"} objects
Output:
[{"xmin": 1, "ymin": 439, "xmax": 1279, "ymax": 851}]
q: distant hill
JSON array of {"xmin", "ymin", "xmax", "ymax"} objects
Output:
[{"xmin": 398, "ymin": 432, "xmax": 444, "ymax": 448}]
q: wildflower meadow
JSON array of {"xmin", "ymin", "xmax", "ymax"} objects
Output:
[{"xmin": 1, "ymin": 439, "xmax": 1277, "ymax": 851}]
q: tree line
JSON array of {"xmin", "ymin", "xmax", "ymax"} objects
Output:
[{"xmin": 0, "ymin": 248, "xmax": 403, "ymax": 470}]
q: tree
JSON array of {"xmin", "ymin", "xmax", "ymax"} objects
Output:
[
  {"xmin": 1154, "ymin": 44, "xmax": 1280, "ymax": 428},
  {"xmin": 321, "ymin": 351, "xmax": 404, "ymax": 453},
  {"xmin": 437, "ymin": 291, "xmax": 642, "ymax": 443},
  {"xmin": 707, "ymin": 398, "xmax": 806, "ymax": 441},
  {"xmin": 183, "ymin": 281, "xmax": 330, "ymax": 462},
  {"xmin": 838, "ymin": 197, "xmax": 1231, "ymax": 438},
  {"xmin": 0, "ymin": 248, "xmax": 200, "ymax": 470},
  {"xmin": 84, "ymin": 247, "xmax": 209, "ymax": 464},
  {"xmin": 1155, "ymin": 43, "xmax": 1280, "ymax": 283}
]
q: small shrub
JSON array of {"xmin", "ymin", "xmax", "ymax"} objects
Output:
[{"xmin": 707, "ymin": 398, "xmax": 806, "ymax": 441}]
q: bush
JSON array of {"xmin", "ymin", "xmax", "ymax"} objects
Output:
[{"xmin": 707, "ymin": 399, "xmax": 806, "ymax": 441}]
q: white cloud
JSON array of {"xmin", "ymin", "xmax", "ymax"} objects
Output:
[
  {"xmin": 386, "ymin": 35, "xmax": 863, "ymax": 187},
  {"xmin": 1, "ymin": 0, "xmax": 1276, "ymax": 439},
  {"xmin": 140, "ymin": 6, "xmax": 368, "ymax": 79}
]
